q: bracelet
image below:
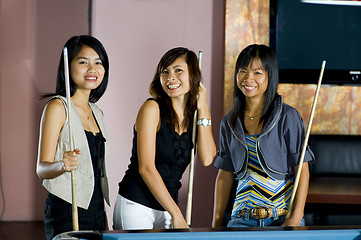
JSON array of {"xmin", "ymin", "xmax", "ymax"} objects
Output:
[{"xmin": 197, "ymin": 118, "xmax": 211, "ymax": 127}]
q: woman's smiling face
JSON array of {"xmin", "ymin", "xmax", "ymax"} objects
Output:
[
  {"xmin": 237, "ymin": 58, "xmax": 268, "ymax": 99},
  {"xmin": 70, "ymin": 45, "xmax": 105, "ymax": 92},
  {"xmin": 160, "ymin": 55, "xmax": 190, "ymax": 99}
]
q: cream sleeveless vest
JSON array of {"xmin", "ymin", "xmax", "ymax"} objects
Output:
[{"xmin": 39, "ymin": 96, "xmax": 110, "ymax": 209}]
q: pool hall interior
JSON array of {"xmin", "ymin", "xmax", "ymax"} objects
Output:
[{"xmin": 1, "ymin": 0, "xmax": 361, "ymax": 239}]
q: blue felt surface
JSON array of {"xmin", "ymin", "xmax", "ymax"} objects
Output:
[{"xmin": 102, "ymin": 229, "xmax": 361, "ymax": 240}]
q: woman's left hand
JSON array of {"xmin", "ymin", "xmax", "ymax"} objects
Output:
[
  {"xmin": 197, "ymin": 82, "xmax": 208, "ymax": 111},
  {"xmin": 281, "ymin": 215, "xmax": 302, "ymax": 227}
]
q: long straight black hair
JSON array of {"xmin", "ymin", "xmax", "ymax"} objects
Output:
[
  {"xmin": 149, "ymin": 47, "xmax": 201, "ymax": 132},
  {"xmin": 230, "ymin": 44, "xmax": 279, "ymax": 128},
  {"xmin": 42, "ymin": 35, "xmax": 109, "ymax": 103}
]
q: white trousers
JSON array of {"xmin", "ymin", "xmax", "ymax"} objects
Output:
[{"xmin": 113, "ymin": 194, "xmax": 172, "ymax": 230}]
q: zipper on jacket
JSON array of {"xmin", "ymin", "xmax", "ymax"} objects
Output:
[{"xmin": 227, "ymin": 120, "xmax": 249, "ymax": 179}]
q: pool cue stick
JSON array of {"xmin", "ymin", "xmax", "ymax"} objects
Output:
[
  {"xmin": 185, "ymin": 51, "xmax": 202, "ymax": 226},
  {"xmin": 185, "ymin": 109, "xmax": 197, "ymax": 226},
  {"xmin": 63, "ymin": 47, "xmax": 79, "ymax": 231},
  {"xmin": 198, "ymin": 51, "xmax": 203, "ymax": 70},
  {"xmin": 286, "ymin": 60, "xmax": 326, "ymax": 219}
]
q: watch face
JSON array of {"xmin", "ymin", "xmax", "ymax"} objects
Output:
[{"xmin": 197, "ymin": 118, "xmax": 210, "ymax": 126}]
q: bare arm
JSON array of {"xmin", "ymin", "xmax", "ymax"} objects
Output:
[
  {"xmin": 136, "ymin": 100, "xmax": 188, "ymax": 229},
  {"xmin": 282, "ymin": 162, "xmax": 310, "ymax": 226},
  {"xmin": 196, "ymin": 82, "xmax": 216, "ymax": 166},
  {"xmin": 36, "ymin": 99, "xmax": 79, "ymax": 179},
  {"xmin": 212, "ymin": 169, "xmax": 234, "ymax": 227}
]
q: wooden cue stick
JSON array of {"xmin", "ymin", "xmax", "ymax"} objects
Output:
[
  {"xmin": 185, "ymin": 51, "xmax": 202, "ymax": 226},
  {"xmin": 63, "ymin": 47, "xmax": 79, "ymax": 231},
  {"xmin": 185, "ymin": 110, "xmax": 197, "ymax": 226},
  {"xmin": 286, "ymin": 60, "xmax": 326, "ymax": 219}
]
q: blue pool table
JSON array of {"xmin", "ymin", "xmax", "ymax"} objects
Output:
[{"xmin": 53, "ymin": 226, "xmax": 361, "ymax": 240}]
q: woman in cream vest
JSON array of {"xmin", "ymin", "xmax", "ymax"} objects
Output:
[{"xmin": 36, "ymin": 35, "xmax": 110, "ymax": 240}]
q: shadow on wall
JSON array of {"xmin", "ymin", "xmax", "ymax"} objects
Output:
[{"xmin": 0, "ymin": 0, "xmax": 89, "ymax": 221}]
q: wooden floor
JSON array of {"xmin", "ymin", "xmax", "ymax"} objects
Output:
[{"xmin": 0, "ymin": 221, "xmax": 46, "ymax": 240}]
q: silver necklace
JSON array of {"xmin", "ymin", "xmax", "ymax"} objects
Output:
[{"xmin": 244, "ymin": 111, "xmax": 260, "ymax": 120}]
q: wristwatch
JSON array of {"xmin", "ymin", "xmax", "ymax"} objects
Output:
[{"xmin": 197, "ymin": 118, "xmax": 211, "ymax": 127}]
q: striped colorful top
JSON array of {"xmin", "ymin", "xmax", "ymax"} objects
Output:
[{"xmin": 231, "ymin": 134, "xmax": 294, "ymax": 218}]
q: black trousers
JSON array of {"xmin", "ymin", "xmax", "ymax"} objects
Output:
[{"xmin": 44, "ymin": 201, "xmax": 106, "ymax": 240}]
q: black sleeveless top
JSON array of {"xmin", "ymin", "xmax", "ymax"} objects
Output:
[
  {"xmin": 46, "ymin": 130, "xmax": 106, "ymax": 215},
  {"xmin": 118, "ymin": 119, "xmax": 193, "ymax": 211}
]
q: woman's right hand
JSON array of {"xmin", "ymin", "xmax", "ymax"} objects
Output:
[
  {"xmin": 212, "ymin": 170, "xmax": 235, "ymax": 228},
  {"xmin": 61, "ymin": 149, "xmax": 81, "ymax": 172}
]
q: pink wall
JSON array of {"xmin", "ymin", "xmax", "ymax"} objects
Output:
[
  {"xmin": 0, "ymin": 0, "xmax": 89, "ymax": 220},
  {"xmin": 0, "ymin": 0, "xmax": 224, "ymax": 228}
]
